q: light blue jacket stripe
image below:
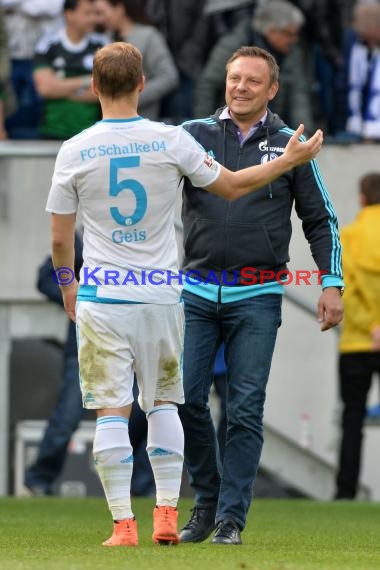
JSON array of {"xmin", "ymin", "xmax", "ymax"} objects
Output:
[
  {"xmin": 311, "ymin": 160, "xmax": 342, "ymax": 276},
  {"xmin": 310, "ymin": 159, "xmax": 342, "ymax": 275},
  {"xmin": 182, "ymin": 118, "xmax": 217, "ymax": 127},
  {"xmin": 279, "ymin": 127, "xmax": 341, "ymax": 276},
  {"xmin": 181, "ymin": 118, "xmax": 218, "ymax": 153},
  {"xmin": 321, "ymin": 275, "xmax": 344, "ymax": 289},
  {"xmin": 279, "ymin": 127, "xmax": 307, "ymax": 142},
  {"xmin": 280, "ymin": 128, "xmax": 337, "ymax": 221},
  {"xmin": 183, "ymin": 280, "xmax": 284, "ymax": 303},
  {"xmin": 181, "ymin": 128, "xmax": 207, "ymax": 151}
]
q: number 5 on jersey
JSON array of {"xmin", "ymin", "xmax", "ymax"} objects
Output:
[{"xmin": 109, "ymin": 156, "xmax": 147, "ymax": 226}]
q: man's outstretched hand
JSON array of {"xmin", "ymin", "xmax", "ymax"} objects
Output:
[{"xmin": 284, "ymin": 124, "xmax": 323, "ymax": 168}]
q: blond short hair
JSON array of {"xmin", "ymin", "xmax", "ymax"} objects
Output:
[{"xmin": 93, "ymin": 42, "xmax": 143, "ymax": 98}]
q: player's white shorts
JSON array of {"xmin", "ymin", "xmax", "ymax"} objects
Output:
[{"xmin": 76, "ymin": 301, "xmax": 185, "ymax": 412}]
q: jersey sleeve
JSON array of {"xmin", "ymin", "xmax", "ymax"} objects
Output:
[
  {"xmin": 46, "ymin": 143, "xmax": 78, "ymax": 214},
  {"xmin": 175, "ymin": 126, "xmax": 221, "ymax": 187},
  {"xmin": 34, "ymin": 50, "xmax": 51, "ymax": 71},
  {"xmin": 34, "ymin": 35, "xmax": 53, "ymax": 70}
]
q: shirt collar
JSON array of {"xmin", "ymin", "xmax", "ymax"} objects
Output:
[
  {"xmin": 219, "ymin": 108, "xmax": 267, "ymax": 144},
  {"xmin": 219, "ymin": 107, "xmax": 267, "ymax": 126}
]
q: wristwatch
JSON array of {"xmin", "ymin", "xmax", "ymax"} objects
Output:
[
  {"xmin": 331, "ymin": 286, "xmax": 345, "ymax": 296},
  {"xmin": 75, "ymin": 76, "xmax": 92, "ymax": 96}
]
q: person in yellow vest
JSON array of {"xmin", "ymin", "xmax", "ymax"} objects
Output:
[{"xmin": 335, "ymin": 172, "xmax": 380, "ymax": 499}]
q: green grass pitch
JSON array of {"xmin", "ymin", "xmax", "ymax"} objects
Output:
[{"xmin": 0, "ymin": 498, "xmax": 379, "ymax": 569}]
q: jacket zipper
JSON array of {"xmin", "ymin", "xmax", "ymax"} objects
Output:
[{"xmin": 220, "ymin": 138, "xmax": 244, "ymax": 300}]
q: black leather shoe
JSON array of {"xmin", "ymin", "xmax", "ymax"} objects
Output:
[
  {"xmin": 179, "ymin": 505, "xmax": 216, "ymax": 543},
  {"xmin": 212, "ymin": 518, "xmax": 242, "ymax": 545}
]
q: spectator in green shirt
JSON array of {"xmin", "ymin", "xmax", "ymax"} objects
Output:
[{"xmin": 33, "ymin": 0, "xmax": 107, "ymax": 139}]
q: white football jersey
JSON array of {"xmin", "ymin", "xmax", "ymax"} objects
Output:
[{"xmin": 46, "ymin": 117, "xmax": 221, "ymax": 303}]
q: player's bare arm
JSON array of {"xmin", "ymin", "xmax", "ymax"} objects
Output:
[
  {"xmin": 51, "ymin": 213, "xmax": 78, "ymax": 322},
  {"xmin": 205, "ymin": 124, "xmax": 323, "ymax": 200}
]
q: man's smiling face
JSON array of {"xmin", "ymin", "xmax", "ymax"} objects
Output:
[{"xmin": 225, "ymin": 56, "xmax": 279, "ymax": 124}]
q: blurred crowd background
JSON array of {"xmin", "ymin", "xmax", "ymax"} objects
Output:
[{"xmin": 0, "ymin": 0, "xmax": 380, "ymax": 143}]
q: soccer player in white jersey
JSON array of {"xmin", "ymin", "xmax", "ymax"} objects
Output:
[{"xmin": 46, "ymin": 42, "xmax": 322, "ymax": 547}]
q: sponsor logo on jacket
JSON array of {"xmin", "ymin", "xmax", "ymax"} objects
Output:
[{"xmin": 259, "ymin": 140, "xmax": 285, "ymax": 153}]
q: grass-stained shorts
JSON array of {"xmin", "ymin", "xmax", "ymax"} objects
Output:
[{"xmin": 76, "ymin": 301, "xmax": 184, "ymax": 412}]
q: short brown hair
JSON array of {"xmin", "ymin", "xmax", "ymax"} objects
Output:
[
  {"xmin": 93, "ymin": 42, "xmax": 143, "ymax": 98},
  {"xmin": 226, "ymin": 46, "xmax": 279, "ymax": 85},
  {"xmin": 360, "ymin": 173, "xmax": 380, "ymax": 205}
]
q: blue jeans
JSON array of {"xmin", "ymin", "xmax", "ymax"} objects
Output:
[
  {"xmin": 5, "ymin": 59, "xmax": 42, "ymax": 139},
  {"xmin": 179, "ymin": 291, "xmax": 282, "ymax": 529}
]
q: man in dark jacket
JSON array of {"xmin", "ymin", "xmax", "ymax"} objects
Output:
[{"xmin": 179, "ymin": 45, "xmax": 344, "ymax": 545}]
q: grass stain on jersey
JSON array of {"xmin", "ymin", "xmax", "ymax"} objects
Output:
[{"xmin": 158, "ymin": 357, "xmax": 179, "ymax": 389}]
